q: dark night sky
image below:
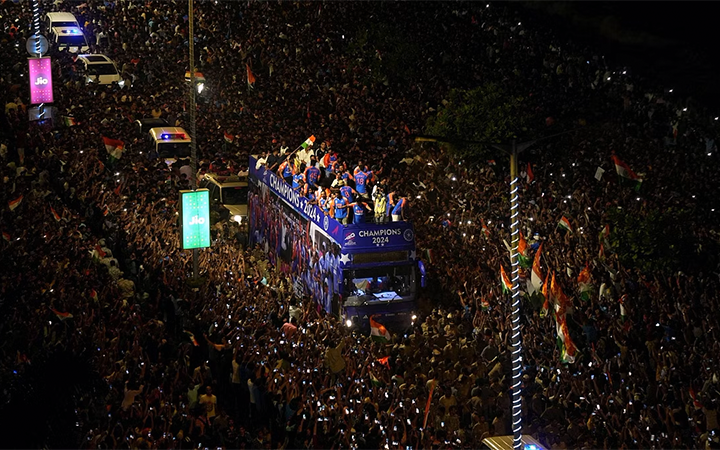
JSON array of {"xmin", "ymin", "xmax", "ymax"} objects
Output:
[{"xmin": 517, "ymin": 1, "xmax": 720, "ymax": 111}]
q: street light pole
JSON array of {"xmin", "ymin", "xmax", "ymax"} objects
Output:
[
  {"xmin": 508, "ymin": 141, "xmax": 523, "ymax": 450},
  {"xmin": 188, "ymin": 0, "xmax": 199, "ymax": 280}
]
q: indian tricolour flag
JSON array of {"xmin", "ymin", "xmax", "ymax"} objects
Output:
[
  {"xmin": 557, "ymin": 216, "xmax": 572, "ymax": 232},
  {"xmin": 301, "ymin": 135, "xmax": 316, "ymax": 149},
  {"xmin": 224, "ymin": 132, "xmax": 234, "ymax": 143},
  {"xmin": 518, "ymin": 231, "xmax": 531, "ymax": 268},
  {"xmin": 540, "ymin": 271, "xmax": 551, "ymax": 318},
  {"xmin": 530, "ymin": 243, "xmax": 544, "ymax": 294},
  {"xmin": 556, "ymin": 314, "xmax": 577, "ymax": 364},
  {"xmin": 612, "ymin": 155, "xmax": 643, "ymax": 191},
  {"xmin": 103, "ymin": 137, "xmax": 125, "ymax": 160},
  {"xmin": 50, "ymin": 206, "xmax": 62, "ymax": 222},
  {"xmin": 577, "ymin": 263, "xmax": 592, "ymax": 301},
  {"xmin": 370, "ymin": 316, "xmax": 391, "ymax": 342},
  {"xmin": 500, "ymin": 265, "xmax": 513, "ymax": 293},
  {"xmin": 8, "ymin": 195, "xmax": 23, "ymax": 211},
  {"xmin": 481, "ymin": 298, "xmax": 490, "ymax": 312},
  {"xmin": 50, "ymin": 307, "xmax": 74, "ymax": 321},
  {"xmin": 481, "ymin": 218, "xmax": 491, "ymax": 237},
  {"xmin": 62, "ymin": 116, "xmax": 77, "ymax": 127}
]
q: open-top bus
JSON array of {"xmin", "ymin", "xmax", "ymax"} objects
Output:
[{"xmin": 248, "ymin": 156, "xmax": 423, "ymax": 331}]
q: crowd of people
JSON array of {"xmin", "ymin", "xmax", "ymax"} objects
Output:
[{"xmin": 2, "ymin": 0, "xmax": 720, "ymax": 449}]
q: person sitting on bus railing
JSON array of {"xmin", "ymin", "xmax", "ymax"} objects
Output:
[
  {"xmin": 277, "ymin": 157, "xmax": 293, "ymax": 184},
  {"xmin": 349, "ymin": 199, "xmax": 372, "ymax": 225},
  {"xmin": 333, "ymin": 192, "xmax": 350, "ymax": 225},
  {"xmin": 291, "ymin": 167, "xmax": 305, "ymax": 190},
  {"xmin": 302, "ymin": 183, "xmax": 317, "ymax": 203}
]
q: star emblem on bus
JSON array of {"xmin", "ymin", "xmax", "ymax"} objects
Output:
[{"xmin": 339, "ymin": 253, "xmax": 351, "ymax": 264}]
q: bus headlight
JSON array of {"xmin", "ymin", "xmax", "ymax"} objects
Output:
[
  {"xmin": 232, "ymin": 215, "xmax": 243, "ymax": 223},
  {"xmin": 197, "ymin": 83, "xmax": 204, "ymax": 94}
]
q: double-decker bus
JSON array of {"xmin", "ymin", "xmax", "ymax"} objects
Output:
[{"xmin": 248, "ymin": 156, "xmax": 423, "ymax": 330}]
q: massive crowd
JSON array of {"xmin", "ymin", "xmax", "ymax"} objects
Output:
[{"xmin": 2, "ymin": 0, "xmax": 720, "ymax": 449}]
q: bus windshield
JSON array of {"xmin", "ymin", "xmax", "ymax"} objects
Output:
[
  {"xmin": 157, "ymin": 142, "xmax": 191, "ymax": 159},
  {"xmin": 346, "ymin": 265, "xmax": 415, "ymax": 298},
  {"xmin": 221, "ymin": 186, "xmax": 248, "ymax": 205}
]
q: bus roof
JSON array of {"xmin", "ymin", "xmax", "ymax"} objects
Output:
[{"xmin": 249, "ymin": 156, "xmax": 416, "ymax": 259}]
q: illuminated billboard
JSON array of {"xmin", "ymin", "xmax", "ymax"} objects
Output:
[
  {"xmin": 28, "ymin": 57, "xmax": 54, "ymax": 104},
  {"xmin": 180, "ymin": 189, "xmax": 211, "ymax": 249}
]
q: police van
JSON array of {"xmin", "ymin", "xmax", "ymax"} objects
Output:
[
  {"xmin": 199, "ymin": 173, "xmax": 248, "ymax": 224},
  {"xmin": 149, "ymin": 127, "xmax": 191, "ymax": 164},
  {"xmin": 44, "ymin": 12, "xmax": 80, "ymax": 30},
  {"xmin": 50, "ymin": 26, "xmax": 90, "ymax": 53}
]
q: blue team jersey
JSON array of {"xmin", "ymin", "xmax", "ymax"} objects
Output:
[
  {"xmin": 355, "ymin": 171, "xmax": 371, "ymax": 194},
  {"xmin": 281, "ymin": 162, "xmax": 293, "ymax": 178},
  {"xmin": 305, "ymin": 166, "xmax": 320, "ymax": 185},
  {"xmin": 353, "ymin": 203, "xmax": 366, "ymax": 216},
  {"xmin": 392, "ymin": 197, "xmax": 406, "ymax": 214},
  {"xmin": 340, "ymin": 186, "xmax": 354, "ymax": 203},
  {"xmin": 292, "ymin": 173, "xmax": 304, "ymax": 189},
  {"xmin": 334, "ymin": 198, "xmax": 348, "ymax": 218}
]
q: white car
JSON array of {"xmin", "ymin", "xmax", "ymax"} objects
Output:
[
  {"xmin": 77, "ymin": 54, "xmax": 122, "ymax": 85},
  {"xmin": 44, "ymin": 12, "xmax": 80, "ymax": 30},
  {"xmin": 50, "ymin": 26, "xmax": 90, "ymax": 53}
]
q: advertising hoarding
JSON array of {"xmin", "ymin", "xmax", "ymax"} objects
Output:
[
  {"xmin": 28, "ymin": 57, "xmax": 54, "ymax": 104},
  {"xmin": 180, "ymin": 189, "xmax": 211, "ymax": 249}
]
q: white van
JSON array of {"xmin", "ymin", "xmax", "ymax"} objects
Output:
[
  {"xmin": 77, "ymin": 54, "xmax": 121, "ymax": 85},
  {"xmin": 44, "ymin": 12, "xmax": 80, "ymax": 30},
  {"xmin": 50, "ymin": 26, "xmax": 90, "ymax": 53},
  {"xmin": 199, "ymin": 173, "xmax": 249, "ymax": 223},
  {"xmin": 149, "ymin": 127, "xmax": 192, "ymax": 164}
]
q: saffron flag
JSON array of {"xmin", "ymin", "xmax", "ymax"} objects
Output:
[
  {"xmin": 377, "ymin": 356, "xmax": 390, "ymax": 368},
  {"xmin": 556, "ymin": 314, "xmax": 577, "ymax": 364},
  {"xmin": 540, "ymin": 273, "xmax": 551, "ymax": 318},
  {"xmin": 103, "ymin": 137, "xmax": 125, "ymax": 160},
  {"xmin": 577, "ymin": 264, "xmax": 592, "ymax": 301},
  {"xmin": 224, "ymin": 132, "xmax": 234, "ymax": 143},
  {"xmin": 518, "ymin": 232, "xmax": 531, "ymax": 268},
  {"xmin": 526, "ymin": 162, "xmax": 534, "ymax": 184},
  {"xmin": 8, "ymin": 195, "xmax": 23, "ymax": 211},
  {"xmin": 530, "ymin": 243, "xmax": 544, "ymax": 294},
  {"xmin": 246, "ymin": 64, "xmax": 256, "ymax": 88},
  {"xmin": 301, "ymin": 135, "xmax": 316, "ymax": 150},
  {"xmin": 612, "ymin": 155, "xmax": 643, "ymax": 191},
  {"xmin": 50, "ymin": 206, "xmax": 61, "ymax": 222},
  {"xmin": 500, "ymin": 265, "xmax": 513, "ymax": 293},
  {"xmin": 557, "ymin": 216, "xmax": 572, "ymax": 232},
  {"xmin": 370, "ymin": 316, "xmax": 391, "ymax": 342},
  {"xmin": 50, "ymin": 307, "xmax": 74, "ymax": 321},
  {"xmin": 551, "ymin": 273, "xmax": 569, "ymax": 313}
]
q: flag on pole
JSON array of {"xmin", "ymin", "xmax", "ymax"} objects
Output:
[
  {"xmin": 224, "ymin": 132, "xmax": 234, "ymax": 143},
  {"xmin": 526, "ymin": 162, "xmax": 534, "ymax": 184},
  {"xmin": 8, "ymin": 195, "xmax": 23, "ymax": 211},
  {"xmin": 246, "ymin": 64, "xmax": 256, "ymax": 88},
  {"xmin": 423, "ymin": 380, "xmax": 436, "ymax": 429},
  {"xmin": 369, "ymin": 371, "xmax": 385, "ymax": 387},
  {"xmin": 518, "ymin": 232, "xmax": 531, "ymax": 268},
  {"xmin": 540, "ymin": 270, "xmax": 551, "ymax": 317},
  {"xmin": 102, "ymin": 137, "xmax": 125, "ymax": 160},
  {"xmin": 377, "ymin": 356, "xmax": 390, "ymax": 368},
  {"xmin": 577, "ymin": 263, "xmax": 592, "ymax": 301},
  {"xmin": 481, "ymin": 298, "xmax": 490, "ymax": 312},
  {"xmin": 611, "ymin": 155, "xmax": 643, "ymax": 191},
  {"xmin": 481, "ymin": 218, "xmax": 491, "ymax": 237},
  {"xmin": 618, "ymin": 294, "xmax": 627, "ymax": 322},
  {"xmin": 2, "ymin": 231, "xmax": 10, "ymax": 242},
  {"xmin": 370, "ymin": 316, "xmax": 391, "ymax": 342},
  {"xmin": 184, "ymin": 330, "xmax": 200, "ymax": 347},
  {"xmin": 556, "ymin": 314, "xmax": 577, "ymax": 364},
  {"xmin": 550, "ymin": 273, "xmax": 569, "ymax": 310},
  {"xmin": 301, "ymin": 135, "xmax": 316, "ymax": 150},
  {"xmin": 557, "ymin": 216, "xmax": 572, "ymax": 232},
  {"xmin": 530, "ymin": 243, "xmax": 544, "ymax": 294},
  {"xmin": 500, "ymin": 265, "xmax": 513, "ymax": 293},
  {"xmin": 599, "ymin": 224, "xmax": 610, "ymax": 247},
  {"xmin": 50, "ymin": 206, "xmax": 62, "ymax": 222},
  {"xmin": 97, "ymin": 159, "xmax": 105, "ymax": 172}
]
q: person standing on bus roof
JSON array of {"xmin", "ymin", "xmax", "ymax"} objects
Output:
[
  {"xmin": 350, "ymin": 200, "xmax": 372, "ymax": 224},
  {"xmin": 353, "ymin": 160, "xmax": 367, "ymax": 176},
  {"xmin": 340, "ymin": 184, "xmax": 356, "ymax": 204},
  {"xmin": 373, "ymin": 186, "xmax": 388, "ymax": 223},
  {"xmin": 391, "ymin": 193, "xmax": 408, "ymax": 222},
  {"xmin": 354, "ymin": 167, "xmax": 372, "ymax": 200},
  {"xmin": 333, "ymin": 192, "xmax": 349, "ymax": 225},
  {"xmin": 304, "ymin": 163, "xmax": 321, "ymax": 189}
]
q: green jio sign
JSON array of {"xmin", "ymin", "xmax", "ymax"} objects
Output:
[{"xmin": 180, "ymin": 189, "xmax": 211, "ymax": 249}]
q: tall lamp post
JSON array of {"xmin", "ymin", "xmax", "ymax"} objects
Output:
[
  {"xmin": 416, "ymin": 131, "xmax": 576, "ymax": 449},
  {"xmin": 188, "ymin": 0, "xmax": 199, "ymax": 280}
]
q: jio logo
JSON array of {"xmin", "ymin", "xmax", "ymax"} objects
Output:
[
  {"xmin": 189, "ymin": 215, "xmax": 206, "ymax": 225},
  {"xmin": 35, "ymin": 77, "xmax": 49, "ymax": 85}
]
